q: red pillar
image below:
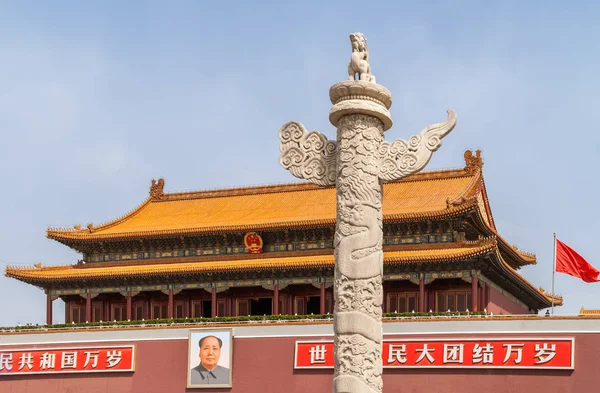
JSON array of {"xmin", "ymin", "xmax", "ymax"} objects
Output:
[
  {"xmin": 126, "ymin": 292, "xmax": 132, "ymax": 321},
  {"xmin": 273, "ymin": 284, "xmax": 280, "ymax": 315},
  {"xmin": 280, "ymin": 294, "xmax": 286, "ymax": 314},
  {"xmin": 320, "ymin": 282, "xmax": 326, "ymax": 315},
  {"xmin": 471, "ymin": 274, "xmax": 479, "ymax": 312},
  {"xmin": 103, "ymin": 301, "xmax": 109, "ymax": 321},
  {"xmin": 143, "ymin": 299, "xmax": 149, "ymax": 320},
  {"xmin": 168, "ymin": 288, "xmax": 174, "ymax": 319},
  {"xmin": 419, "ymin": 276, "xmax": 425, "ymax": 313},
  {"xmin": 481, "ymin": 282, "xmax": 488, "ymax": 310},
  {"xmin": 46, "ymin": 294, "xmax": 53, "ymax": 325},
  {"xmin": 428, "ymin": 288, "xmax": 435, "ymax": 312},
  {"xmin": 85, "ymin": 293, "xmax": 92, "ymax": 322},
  {"xmin": 211, "ymin": 287, "xmax": 217, "ymax": 317}
]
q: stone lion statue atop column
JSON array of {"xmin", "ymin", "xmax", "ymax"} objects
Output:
[{"xmin": 348, "ymin": 32, "xmax": 375, "ymax": 83}]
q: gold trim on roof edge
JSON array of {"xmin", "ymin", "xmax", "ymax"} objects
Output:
[
  {"xmin": 47, "ymin": 168, "xmax": 481, "ymax": 240},
  {"xmin": 4, "ymin": 237, "xmax": 555, "ymax": 307},
  {"xmin": 7, "ymin": 241, "xmax": 497, "ymax": 281},
  {"xmin": 580, "ymin": 307, "xmax": 600, "ymax": 315},
  {"xmin": 492, "ymin": 248, "xmax": 562, "ymax": 306}
]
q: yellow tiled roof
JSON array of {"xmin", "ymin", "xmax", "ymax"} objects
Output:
[
  {"xmin": 47, "ymin": 167, "xmax": 481, "ymax": 242},
  {"xmin": 580, "ymin": 307, "xmax": 600, "ymax": 315},
  {"xmin": 4, "ymin": 237, "xmax": 554, "ymax": 307},
  {"xmin": 6, "ymin": 242, "xmax": 495, "ymax": 282}
]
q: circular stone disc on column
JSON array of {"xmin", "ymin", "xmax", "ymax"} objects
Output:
[{"xmin": 329, "ymin": 81, "xmax": 393, "ymax": 130}]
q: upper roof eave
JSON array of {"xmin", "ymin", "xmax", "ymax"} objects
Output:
[
  {"xmin": 46, "ymin": 164, "xmax": 483, "ymax": 245},
  {"xmin": 467, "ymin": 205, "xmax": 537, "ymax": 267},
  {"xmin": 44, "ymin": 149, "xmax": 536, "ymax": 272},
  {"xmin": 46, "ymin": 202, "xmax": 481, "ymax": 244},
  {"xmin": 6, "ymin": 240, "xmax": 498, "ymax": 286}
]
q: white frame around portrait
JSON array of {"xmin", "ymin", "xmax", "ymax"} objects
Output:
[{"xmin": 187, "ymin": 328, "xmax": 234, "ymax": 389}]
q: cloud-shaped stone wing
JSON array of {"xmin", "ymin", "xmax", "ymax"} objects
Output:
[
  {"xmin": 379, "ymin": 110, "xmax": 457, "ymax": 181},
  {"xmin": 278, "ymin": 121, "xmax": 338, "ymax": 186}
]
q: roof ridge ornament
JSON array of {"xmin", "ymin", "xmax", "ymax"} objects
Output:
[
  {"xmin": 445, "ymin": 195, "xmax": 472, "ymax": 209},
  {"xmin": 464, "ymin": 149, "xmax": 483, "ymax": 173},
  {"xmin": 511, "ymin": 244, "xmax": 536, "ymax": 258},
  {"xmin": 150, "ymin": 178, "xmax": 165, "ymax": 200}
]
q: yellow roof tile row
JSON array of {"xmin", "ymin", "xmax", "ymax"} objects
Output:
[
  {"xmin": 6, "ymin": 244, "xmax": 493, "ymax": 282},
  {"xmin": 580, "ymin": 307, "xmax": 600, "ymax": 315},
  {"xmin": 47, "ymin": 168, "xmax": 480, "ymax": 241}
]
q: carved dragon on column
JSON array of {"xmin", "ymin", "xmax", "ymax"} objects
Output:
[{"xmin": 278, "ymin": 32, "xmax": 456, "ymax": 393}]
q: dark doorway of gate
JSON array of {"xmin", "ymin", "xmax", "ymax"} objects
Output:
[
  {"xmin": 250, "ymin": 298, "xmax": 273, "ymax": 315},
  {"xmin": 202, "ymin": 300, "xmax": 212, "ymax": 317},
  {"xmin": 306, "ymin": 296, "xmax": 320, "ymax": 314}
]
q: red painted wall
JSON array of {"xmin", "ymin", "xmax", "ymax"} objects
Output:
[
  {"xmin": 1, "ymin": 331, "xmax": 598, "ymax": 393},
  {"xmin": 487, "ymin": 286, "xmax": 531, "ymax": 315}
]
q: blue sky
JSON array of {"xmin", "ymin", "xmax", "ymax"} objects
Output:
[{"xmin": 0, "ymin": 1, "xmax": 599, "ymax": 325}]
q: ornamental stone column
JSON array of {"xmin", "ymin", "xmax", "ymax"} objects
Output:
[{"xmin": 278, "ymin": 33, "xmax": 456, "ymax": 393}]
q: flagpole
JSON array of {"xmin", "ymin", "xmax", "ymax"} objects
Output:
[{"xmin": 552, "ymin": 232, "xmax": 556, "ymax": 315}]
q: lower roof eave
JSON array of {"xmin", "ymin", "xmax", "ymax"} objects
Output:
[
  {"xmin": 482, "ymin": 255, "xmax": 555, "ymax": 311},
  {"xmin": 6, "ymin": 242, "xmax": 498, "ymax": 290}
]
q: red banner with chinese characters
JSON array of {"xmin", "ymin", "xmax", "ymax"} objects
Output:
[
  {"xmin": 295, "ymin": 338, "xmax": 574, "ymax": 369},
  {"xmin": 0, "ymin": 345, "xmax": 135, "ymax": 375}
]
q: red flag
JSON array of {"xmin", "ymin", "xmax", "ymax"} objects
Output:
[{"xmin": 555, "ymin": 239, "xmax": 599, "ymax": 283}]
